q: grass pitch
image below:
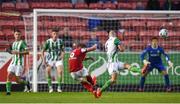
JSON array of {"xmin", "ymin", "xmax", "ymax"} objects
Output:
[{"xmin": 0, "ymin": 92, "xmax": 180, "ymax": 103}]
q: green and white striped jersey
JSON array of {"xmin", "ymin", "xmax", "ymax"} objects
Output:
[
  {"xmin": 11, "ymin": 40, "xmax": 27, "ymax": 66},
  {"xmin": 43, "ymin": 38, "xmax": 64, "ymax": 61},
  {"xmin": 105, "ymin": 37, "xmax": 121, "ymax": 63}
]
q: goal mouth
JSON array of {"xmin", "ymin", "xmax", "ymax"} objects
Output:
[{"xmin": 22, "ymin": 9, "xmax": 180, "ymax": 92}]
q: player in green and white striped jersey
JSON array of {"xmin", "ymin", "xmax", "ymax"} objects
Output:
[
  {"xmin": 96, "ymin": 30, "xmax": 141, "ymax": 98},
  {"xmin": 6, "ymin": 29, "xmax": 30, "ymax": 95},
  {"xmin": 41, "ymin": 28, "xmax": 65, "ymax": 93}
]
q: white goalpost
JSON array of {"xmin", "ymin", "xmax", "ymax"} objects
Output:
[{"xmin": 26, "ymin": 9, "xmax": 180, "ymax": 92}]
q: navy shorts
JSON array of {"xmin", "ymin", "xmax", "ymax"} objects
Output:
[{"xmin": 147, "ymin": 63, "xmax": 166, "ymax": 72}]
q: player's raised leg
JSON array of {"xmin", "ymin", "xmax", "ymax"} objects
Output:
[
  {"xmin": 81, "ymin": 78, "xmax": 94, "ymax": 93},
  {"xmin": 86, "ymin": 75, "xmax": 96, "ymax": 86},
  {"xmin": 124, "ymin": 63, "xmax": 141, "ymax": 73},
  {"xmin": 97, "ymin": 72, "xmax": 117, "ymax": 98}
]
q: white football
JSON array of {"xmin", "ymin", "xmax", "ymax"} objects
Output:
[{"xmin": 159, "ymin": 29, "xmax": 168, "ymax": 38}]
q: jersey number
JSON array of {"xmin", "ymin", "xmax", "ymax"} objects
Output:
[{"xmin": 70, "ymin": 52, "xmax": 75, "ymax": 58}]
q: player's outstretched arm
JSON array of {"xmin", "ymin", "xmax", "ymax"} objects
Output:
[
  {"xmin": 161, "ymin": 48, "xmax": 173, "ymax": 67},
  {"xmin": 86, "ymin": 44, "xmax": 97, "ymax": 52}
]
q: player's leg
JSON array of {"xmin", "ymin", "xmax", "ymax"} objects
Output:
[
  {"xmin": 6, "ymin": 65, "xmax": 15, "ymax": 95},
  {"xmin": 56, "ymin": 61, "xmax": 63, "ymax": 92},
  {"xmin": 6, "ymin": 72, "xmax": 13, "ymax": 95},
  {"xmin": 139, "ymin": 71, "xmax": 149, "ymax": 91},
  {"xmin": 124, "ymin": 63, "xmax": 141, "ymax": 73},
  {"xmin": 97, "ymin": 63, "xmax": 118, "ymax": 97},
  {"xmin": 97, "ymin": 72, "xmax": 117, "ymax": 97},
  {"xmin": 71, "ymin": 69, "xmax": 95, "ymax": 93},
  {"xmin": 81, "ymin": 68, "xmax": 95, "ymax": 93},
  {"xmin": 84, "ymin": 67, "xmax": 96, "ymax": 86},
  {"xmin": 46, "ymin": 65, "xmax": 53, "ymax": 93},
  {"xmin": 139, "ymin": 65, "xmax": 153, "ymax": 91},
  {"xmin": 86, "ymin": 75, "xmax": 96, "ymax": 86},
  {"xmin": 15, "ymin": 76, "xmax": 30, "ymax": 89},
  {"xmin": 162, "ymin": 70, "xmax": 171, "ymax": 91},
  {"xmin": 157, "ymin": 65, "xmax": 171, "ymax": 92},
  {"xmin": 81, "ymin": 77, "xmax": 98, "ymax": 98},
  {"xmin": 15, "ymin": 66, "xmax": 31, "ymax": 92}
]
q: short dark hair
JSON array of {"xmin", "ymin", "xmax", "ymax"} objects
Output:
[
  {"xmin": 52, "ymin": 27, "xmax": 59, "ymax": 32},
  {"xmin": 14, "ymin": 29, "xmax": 21, "ymax": 33},
  {"xmin": 151, "ymin": 36, "xmax": 158, "ymax": 41}
]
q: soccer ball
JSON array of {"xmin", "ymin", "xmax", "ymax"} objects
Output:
[{"xmin": 159, "ymin": 29, "xmax": 168, "ymax": 38}]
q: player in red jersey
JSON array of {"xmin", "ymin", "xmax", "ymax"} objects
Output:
[{"xmin": 69, "ymin": 43, "xmax": 97, "ymax": 97}]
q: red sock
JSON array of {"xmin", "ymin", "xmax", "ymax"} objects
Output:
[
  {"xmin": 81, "ymin": 82, "xmax": 93, "ymax": 92},
  {"xmin": 86, "ymin": 76, "xmax": 94, "ymax": 85}
]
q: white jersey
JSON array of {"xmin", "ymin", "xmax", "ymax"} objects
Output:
[
  {"xmin": 43, "ymin": 38, "xmax": 64, "ymax": 61},
  {"xmin": 105, "ymin": 37, "xmax": 121, "ymax": 63}
]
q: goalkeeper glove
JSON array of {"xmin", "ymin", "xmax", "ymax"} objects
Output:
[
  {"xmin": 168, "ymin": 61, "xmax": 173, "ymax": 68},
  {"xmin": 143, "ymin": 60, "xmax": 150, "ymax": 65}
]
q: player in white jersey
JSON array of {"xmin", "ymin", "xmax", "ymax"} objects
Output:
[
  {"xmin": 6, "ymin": 29, "xmax": 30, "ymax": 95},
  {"xmin": 96, "ymin": 30, "xmax": 140, "ymax": 98},
  {"xmin": 41, "ymin": 28, "xmax": 65, "ymax": 93}
]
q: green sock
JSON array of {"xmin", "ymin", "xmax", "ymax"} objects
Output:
[
  {"xmin": 6, "ymin": 81, "xmax": 12, "ymax": 93},
  {"xmin": 101, "ymin": 80, "xmax": 112, "ymax": 92},
  {"xmin": 47, "ymin": 77, "xmax": 52, "ymax": 88},
  {"xmin": 57, "ymin": 76, "xmax": 62, "ymax": 88},
  {"xmin": 130, "ymin": 66, "xmax": 141, "ymax": 73}
]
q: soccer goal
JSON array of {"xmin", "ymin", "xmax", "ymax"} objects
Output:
[{"xmin": 23, "ymin": 9, "xmax": 180, "ymax": 92}]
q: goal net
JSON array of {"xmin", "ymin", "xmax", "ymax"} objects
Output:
[{"xmin": 23, "ymin": 9, "xmax": 180, "ymax": 92}]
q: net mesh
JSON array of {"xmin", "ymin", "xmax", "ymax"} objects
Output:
[{"xmin": 23, "ymin": 10, "xmax": 180, "ymax": 92}]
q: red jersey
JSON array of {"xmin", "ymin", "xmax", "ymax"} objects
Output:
[{"xmin": 69, "ymin": 48, "xmax": 86, "ymax": 72}]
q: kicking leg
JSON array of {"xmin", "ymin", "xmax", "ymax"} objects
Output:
[
  {"xmin": 97, "ymin": 72, "xmax": 117, "ymax": 97},
  {"xmin": 86, "ymin": 75, "xmax": 96, "ymax": 86},
  {"xmin": 124, "ymin": 63, "xmax": 141, "ymax": 73}
]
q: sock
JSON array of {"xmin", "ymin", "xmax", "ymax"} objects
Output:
[
  {"xmin": 81, "ymin": 82, "xmax": 93, "ymax": 92},
  {"xmin": 101, "ymin": 79, "xmax": 112, "ymax": 92},
  {"xmin": 86, "ymin": 76, "xmax": 94, "ymax": 85},
  {"xmin": 6, "ymin": 81, "xmax": 12, "ymax": 93},
  {"xmin": 140, "ymin": 76, "xmax": 145, "ymax": 89},
  {"xmin": 164, "ymin": 74, "xmax": 170, "ymax": 88},
  {"xmin": 57, "ymin": 76, "xmax": 62, "ymax": 88},
  {"xmin": 47, "ymin": 76, "xmax": 52, "ymax": 88}
]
